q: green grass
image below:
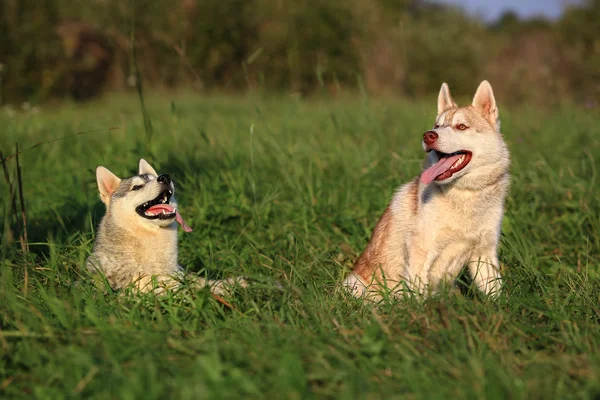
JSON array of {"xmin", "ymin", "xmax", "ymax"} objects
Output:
[{"xmin": 1, "ymin": 93, "xmax": 599, "ymax": 399}]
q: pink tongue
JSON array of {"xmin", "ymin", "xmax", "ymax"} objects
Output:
[
  {"xmin": 176, "ymin": 211, "xmax": 193, "ymax": 232},
  {"xmin": 146, "ymin": 204, "xmax": 193, "ymax": 232},
  {"xmin": 421, "ymin": 154, "xmax": 462, "ymax": 185}
]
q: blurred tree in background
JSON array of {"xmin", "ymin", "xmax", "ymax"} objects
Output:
[
  {"xmin": 0, "ymin": 0, "xmax": 598, "ymax": 105},
  {"xmin": 558, "ymin": 0, "xmax": 600, "ymax": 104}
]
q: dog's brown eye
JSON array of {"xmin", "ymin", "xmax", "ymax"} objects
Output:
[
  {"xmin": 434, "ymin": 124, "xmax": 440, "ymax": 129},
  {"xmin": 131, "ymin": 185, "xmax": 143, "ymax": 191},
  {"xmin": 457, "ymin": 124, "xmax": 468, "ymax": 131}
]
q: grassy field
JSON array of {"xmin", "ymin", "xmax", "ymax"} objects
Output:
[{"xmin": 1, "ymin": 93, "xmax": 599, "ymax": 399}]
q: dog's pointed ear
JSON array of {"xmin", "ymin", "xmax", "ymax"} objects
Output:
[
  {"xmin": 138, "ymin": 158, "xmax": 158, "ymax": 176},
  {"xmin": 472, "ymin": 80, "xmax": 500, "ymax": 131},
  {"xmin": 437, "ymin": 82, "xmax": 457, "ymax": 116},
  {"xmin": 96, "ymin": 167, "xmax": 121, "ymax": 204}
]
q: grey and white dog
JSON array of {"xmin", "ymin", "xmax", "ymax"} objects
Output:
[{"xmin": 87, "ymin": 158, "xmax": 245, "ymax": 295}]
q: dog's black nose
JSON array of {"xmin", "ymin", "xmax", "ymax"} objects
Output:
[{"xmin": 157, "ymin": 174, "xmax": 171, "ymax": 184}]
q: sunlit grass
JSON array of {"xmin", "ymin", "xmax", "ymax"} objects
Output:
[{"xmin": 1, "ymin": 93, "xmax": 599, "ymax": 398}]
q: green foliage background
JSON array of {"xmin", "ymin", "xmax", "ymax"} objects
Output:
[{"xmin": 1, "ymin": 0, "xmax": 599, "ymax": 104}]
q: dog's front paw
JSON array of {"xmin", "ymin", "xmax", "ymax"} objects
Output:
[
  {"xmin": 209, "ymin": 276, "xmax": 249, "ymax": 296},
  {"xmin": 342, "ymin": 273, "xmax": 368, "ymax": 298}
]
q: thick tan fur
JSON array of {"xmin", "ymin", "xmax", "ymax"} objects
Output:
[{"xmin": 343, "ymin": 81, "xmax": 510, "ymax": 300}]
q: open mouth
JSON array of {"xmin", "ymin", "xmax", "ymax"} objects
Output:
[
  {"xmin": 421, "ymin": 150, "xmax": 472, "ymax": 184},
  {"xmin": 135, "ymin": 189, "xmax": 176, "ymax": 220}
]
